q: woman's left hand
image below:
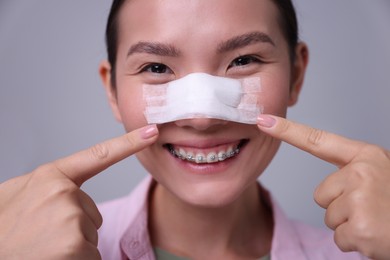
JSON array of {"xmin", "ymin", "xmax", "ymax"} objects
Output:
[{"xmin": 257, "ymin": 114, "xmax": 390, "ymax": 260}]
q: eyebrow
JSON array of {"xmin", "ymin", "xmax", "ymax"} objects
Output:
[
  {"xmin": 217, "ymin": 31, "xmax": 275, "ymax": 53},
  {"xmin": 127, "ymin": 41, "xmax": 181, "ymax": 57},
  {"xmin": 127, "ymin": 31, "xmax": 274, "ymax": 58}
]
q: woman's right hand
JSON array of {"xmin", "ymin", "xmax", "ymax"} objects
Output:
[{"xmin": 0, "ymin": 125, "xmax": 158, "ymax": 260}]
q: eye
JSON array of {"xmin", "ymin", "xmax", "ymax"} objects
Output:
[
  {"xmin": 141, "ymin": 63, "xmax": 173, "ymax": 74},
  {"xmin": 228, "ymin": 55, "xmax": 261, "ymax": 69}
]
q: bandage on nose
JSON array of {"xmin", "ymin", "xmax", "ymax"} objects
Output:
[{"xmin": 143, "ymin": 73, "xmax": 262, "ymax": 124}]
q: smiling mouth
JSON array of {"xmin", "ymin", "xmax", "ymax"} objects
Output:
[{"xmin": 164, "ymin": 139, "xmax": 249, "ymax": 164}]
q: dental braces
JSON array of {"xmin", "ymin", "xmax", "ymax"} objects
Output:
[{"xmin": 167, "ymin": 145, "xmax": 242, "ymax": 164}]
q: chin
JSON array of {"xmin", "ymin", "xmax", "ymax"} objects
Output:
[{"xmin": 172, "ymin": 179, "xmax": 252, "ymax": 209}]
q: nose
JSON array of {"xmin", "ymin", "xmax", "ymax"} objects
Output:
[{"xmin": 174, "ymin": 117, "xmax": 228, "ymax": 131}]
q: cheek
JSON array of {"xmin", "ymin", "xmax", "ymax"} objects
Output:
[
  {"xmin": 258, "ymin": 72, "xmax": 291, "ymax": 117},
  {"xmin": 116, "ymin": 85, "xmax": 148, "ymax": 131}
]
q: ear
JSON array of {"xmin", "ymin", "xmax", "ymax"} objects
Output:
[
  {"xmin": 288, "ymin": 42, "xmax": 309, "ymax": 106},
  {"xmin": 99, "ymin": 60, "xmax": 123, "ymax": 123}
]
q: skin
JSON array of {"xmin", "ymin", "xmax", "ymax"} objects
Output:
[
  {"xmin": 0, "ymin": 0, "xmax": 389, "ymax": 259},
  {"xmin": 258, "ymin": 115, "xmax": 390, "ymax": 260},
  {"xmin": 0, "ymin": 125, "xmax": 159, "ymax": 259},
  {"xmin": 100, "ymin": 0, "xmax": 307, "ymax": 258}
]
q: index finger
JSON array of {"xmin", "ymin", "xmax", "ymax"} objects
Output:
[
  {"xmin": 52, "ymin": 124, "xmax": 158, "ymax": 186},
  {"xmin": 257, "ymin": 115, "xmax": 365, "ymax": 166}
]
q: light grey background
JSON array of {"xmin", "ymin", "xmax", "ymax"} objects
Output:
[{"xmin": 1, "ymin": 1, "xmax": 389, "ymax": 228}]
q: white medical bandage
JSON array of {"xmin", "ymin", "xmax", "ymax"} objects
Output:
[{"xmin": 143, "ymin": 73, "xmax": 262, "ymax": 124}]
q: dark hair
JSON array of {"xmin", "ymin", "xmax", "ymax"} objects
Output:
[
  {"xmin": 105, "ymin": 0, "xmax": 125, "ymax": 88},
  {"xmin": 105, "ymin": 0, "xmax": 299, "ymax": 87},
  {"xmin": 270, "ymin": 0, "xmax": 299, "ymax": 59}
]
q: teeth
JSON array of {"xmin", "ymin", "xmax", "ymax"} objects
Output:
[
  {"xmin": 218, "ymin": 151, "xmax": 227, "ymax": 161},
  {"xmin": 186, "ymin": 152, "xmax": 195, "ymax": 162},
  {"xmin": 178, "ymin": 148, "xmax": 186, "ymax": 160},
  {"xmin": 207, "ymin": 152, "xmax": 218, "ymax": 163},
  {"xmin": 167, "ymin": 144, "xmax": 242, "ymax": 164},
  {"xmin": 195, "ymin": 153, "xmax": 206, "ymax": 164},
  {"xmin": 226, "ymin": 146, "xmax": 234, "ymax": 157}
]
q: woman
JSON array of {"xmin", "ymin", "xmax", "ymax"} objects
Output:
[{"xmin": 0, "ymin": 0, "xmax": 389, "ymax": 259}]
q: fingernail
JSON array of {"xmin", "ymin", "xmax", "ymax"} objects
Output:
[
  {"xmin": 141, "ymin": 124, "xmax": 158, "ymax": 139},
  {"xmin": 257, "ymin": 115, "xmax": 276, "ymax": 128}
]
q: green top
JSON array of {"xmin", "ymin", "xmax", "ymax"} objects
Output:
[{"xmin": 154, "ymin": 247, "xmax": 270, "ymax": 260}]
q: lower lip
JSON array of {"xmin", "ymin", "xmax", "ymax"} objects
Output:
[{"xmin": 166, "ymin": 148, "xmax": 243, "ymax": 175}]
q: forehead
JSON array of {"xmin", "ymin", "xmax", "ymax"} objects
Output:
[{"xmin": 117, "ymin": 0, "xmax": 283, "ymax": 53}]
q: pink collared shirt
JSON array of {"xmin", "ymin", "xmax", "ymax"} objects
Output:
[{"xmin": 98, "ymin": 177, "xmax": 366, "ymax": 260}]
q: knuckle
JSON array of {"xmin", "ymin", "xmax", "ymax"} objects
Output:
[
  {"xmin": 349, "ymin": 161, "xmax": 375, "ymax": 182},
  {"xmin": 334, "ymin": 229, "xmax": 354, "ymax": 253},
  {"xmin": 29, "ymin": 164, "xmax": 78, "ymax": 194},
  {"xmin": 125, "ymin": 133, "xmax": 138, "ymax": 150},
  {"xmin": 313, "ymin": 174, "xmax": 336, "ymax": 209},
  {"xmin": 33, "ymin": 163, "xmax": 56, "ymax": 176},
  {"xmin": 61, "ymin": 235, "xmax": 86, "ymax": 256},
  {"xmin": 307, "ymin": 128, "xmax": 326, "ymax": 148},
  {"xmin": 48, "ymin": 180, "xmax": 78, "ymax": 197},
  {"xmin": 33, "ymin": 162, "xmax": 71, "ymax": 181},
  {"xmin": 366, "ymin": 145, "xmax": 390, "ymax": 162},
  {"xmin": 348, "ymin": 190, "xmax": 367, "ymax": 207},
  {"xmin": 60, "ymin": 234, "xmax": 101, "ymax": 260},
  {"xmin": 360, "ymin": 144, "xmax": 382, "ymax": 155},
  {"xmin": 348, "ymin": 210, "xmax": 374, "ymax": 243},
  {"xmin": 28, "ymin": 165, "xmax": 55, "ymax": 186},
  {"xmin": 89, "ymin": 143, "xmax": 110, "ymax": 160},
  {"xmin": 324, "ymin": 210, "xmax": 334, "ymax": 230},
  {"xmin": 32, "ymin": 174, "xmax": 77, "ymax": 198},
  {"xmin": 64, "ymin": 209, "xmax": 84, "ymax": 224},
  {"xmin": 361, "ymin": 144, "xmax": 390, "ymax": 162},
  {"xmin": 334, "ymin": 215, "xmax": 377, "ymax": 258},
  {"xmin": 354, "ymin": 227, "xmax": 373, "ymax": 245},
  {"xmin": 277, "ymin": 119, "xmax": 291, "ymax": 136},
  {"xmin": 360, "ymin": 144, "xmax": 371, "ymax": 153},
  {"xmin": 349, "ymin": 220, "xmax": 376, "ymax": 258}
]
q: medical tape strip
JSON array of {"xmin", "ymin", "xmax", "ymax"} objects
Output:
[{"xmin": 143, "ymin": 73, "xmax": 262, "ymax": 124}]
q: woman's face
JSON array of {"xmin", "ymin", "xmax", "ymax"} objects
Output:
[{"xmin": 101, "ymin": 0, "xmax": 306, "ymax": 207}]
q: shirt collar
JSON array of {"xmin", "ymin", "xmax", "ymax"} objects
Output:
[
  {"xmin": 119, "ymin": 177, "xmax": 155, "ymax": 260},
  {"xmin": 119, "ymin": 176, "xmax": 307, "ymax": 260},
  {"xmin": 262, "ymin": 188, "xmax": 308, "ymax": 259}
]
